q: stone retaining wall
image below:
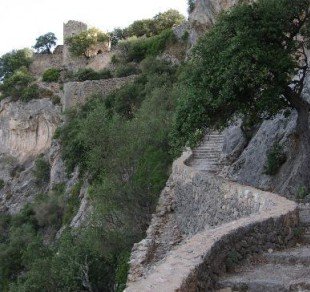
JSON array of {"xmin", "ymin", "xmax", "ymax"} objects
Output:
[
  {"xmin": 63, "ymin": 75, "xmax": 136, "ymax": 109},
  {"xmin": 126, "ymin": 151, "xmax": 298, "ymax": 291},
  {"xmin": 29, "ymin": 52, "xmax": 63, "ymax": 77}
]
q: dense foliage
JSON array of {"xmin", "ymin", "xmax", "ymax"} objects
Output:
[
  {"xmin": 118, "ymin": 29, "xmax": 176, "ymax": 62},
  {"xmin": 171, "ymin": 0, "xmax": 310, "ymax": 153},
  {"xmin": 0, "ymin": 58, "xmax": 178, "ymax": 291},
  {"xmin": 0, "ymin": 49, "xmax": 33, "ymax": 81},
  {"xmin": 33, "ymin": 32, "xmax": 57, "ymax": 54},
  {"xmin": 42, "ymin": 68, "xmax": 61, "ymax": 82},
  {"xmin": 264, "ymin": 143, "xmax": 287, "ymax": 175},
  {"xmin": 110, "ymin": 9, "xmax": 185, "ymax": 44},
  {"xmin": 73, "ymin": 68, "xmax": 112, "ymax": 81},
  {"xmin": 66, "ymin": 28, "xmax": 109, "ymax": 57},
  {"xmin": 0, "ymin": 68, "xmax": 39, "ymax": 102}
]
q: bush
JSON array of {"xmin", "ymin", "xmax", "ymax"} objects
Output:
[
  {"xmin": 66, "ymin": 28, "xmax": 109, "ymax": 57},
  {"xmin": 118, "ymin": 29, "xmax": 176, "ymax": 62},
  {"xmin": 296, "ymin": 186, "xmax": 309, "ymax": 200},
  {"xmin": 0, "ymin": 68, "xmax": 37, "ymax": 101},
  {"xmin": 42, "ymin": 68, "xmax": 61, "ymax": 82},
  {"xmin": 264, "ymin": 143, "xmax": 287, "ymax": 175},
  {"xmin": 33, "ymin": 156, "xmax": 50, "ymax": 186},
  {"xmin": 124, "ymin": 9, "xmax": 185, "ymax": 38},
  {"xmin": 0, "ymin": 49, "xmax": 33, "ymax": 81},
  {"xmin": 74, "ymin": 68, "xmax": 112, "ymax": 81},
  {"xmin": 114, "ymin": 63, "xmax": 139, "ymax": 77}
]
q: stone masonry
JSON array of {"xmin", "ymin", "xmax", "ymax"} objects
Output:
[
  {"xmin": 125, "ymin": 132, "xmax": 299, "ymax": 291},
  {"xmin": 63, "ymin": 75, "xmax": 136, "ymax": 110}
]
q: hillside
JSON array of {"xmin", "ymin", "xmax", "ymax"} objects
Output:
[{"xmin": 0, "ymin": 1, "xmax": 310, "ymax": 291}]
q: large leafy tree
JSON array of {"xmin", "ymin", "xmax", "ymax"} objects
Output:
[
  {"xmin": 172, "ymin": 0, "xmax": 310, "ymax": 151},
  {"xmin": 0, "ymin": 49, "xmax": 33, "ymax": 81},
  {"xmin": 66, "ymin": 28, "xmax": 109, "ymax": 57},
  {"xmin": 33, "ymin": 32, "xmax": 57, "ymax": 54}
]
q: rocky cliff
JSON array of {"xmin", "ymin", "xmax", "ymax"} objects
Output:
[
  {"xmin": 0, "ymin": 98, "xmax": 62, "ymax": 214},
  {"xmin": 189, "ymin": 0, "xmax": 239, "ymax": 45},
  {"xmin": 0, "ymin": 98, "xmax": 61, "ymax": 162}
]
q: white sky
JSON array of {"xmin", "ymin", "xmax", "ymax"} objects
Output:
[{"xmin": 0, "ymin": 0, "xmax": 188, "ymax": 56}]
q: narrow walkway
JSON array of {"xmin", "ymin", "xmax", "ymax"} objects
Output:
[
  {"xmin": 189, "ymin": 131, "xmax": 224, "ymax": 172},
  {"xmin": 217, "ymin": 205, "xmax": 310, "ymax": 291}
]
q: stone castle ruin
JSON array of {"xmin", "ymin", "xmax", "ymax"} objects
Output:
[{"xmin": 30, "ymin": 20, "xmax": 112, "ymax": 76}]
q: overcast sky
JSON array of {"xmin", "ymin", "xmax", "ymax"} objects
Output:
[{"xmin": 0, "ymin": 0, "xmax": 188, "ymax": 56}]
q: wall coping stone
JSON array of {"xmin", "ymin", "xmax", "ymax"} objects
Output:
[{"xmin": 125, "ymin": 150, "xmax": 298, "ymax": 291}]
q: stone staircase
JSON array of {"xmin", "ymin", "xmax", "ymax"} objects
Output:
[
  {"xmin": 217, "ymin": 205, "xmax": 310, "ymax": 292},
  {"xmin": 189, "ymin": 132, "xmax": 224, "ymax": 172}
]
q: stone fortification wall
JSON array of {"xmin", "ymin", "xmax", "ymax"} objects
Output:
[
  {"xmin": 63, "ymin": 20, "xmax": 111, "ymax": 72},
  {"xmin": 126, "ymin": 151, "xmax": 298, "ymax": 291},
  {"xmin": 63, "ymin": 21, "xmax": 88, "ymax": 71},
  {"xmin": 29, "ymin": 47, "xmax": 63, "ymax": 77},
  {"xmin": 63, "ymin": 75, "xmax": 136, "ymax": 110}
]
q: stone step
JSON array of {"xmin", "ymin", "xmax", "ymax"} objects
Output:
[
  {"xmin": 218, "ymin": 264, "xmax": 310, "ymax": 291},
  {"xmin": 194, "ymin": 150, "xmax": 222, "ymax": 154},
  {"xmin": 263, "ymin": 245, "xmax": 310, "ymax": 265},
  {"xmin": 193, "ymin": 153, "xmax": 221, "ymax": 159},
  {"xmin": 196, "ymin": 147, "xmax": 223, "ymax": 152}
]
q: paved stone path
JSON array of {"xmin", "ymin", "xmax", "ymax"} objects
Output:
[
  {"xmin": 190, "ymin": 133, "xmax": 310, "ymax": 291},
  {"xmin": 189, "ymin": 132, "xmax": 224, "ymax": 172},
  {"xmin": 217, "ymin": 205, "xmax": 310, "ymax": 291}
]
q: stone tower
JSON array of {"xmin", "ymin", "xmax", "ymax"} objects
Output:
[{"xmin": 63, "ymin": 20, "xmax": 88, "ymax": 71}]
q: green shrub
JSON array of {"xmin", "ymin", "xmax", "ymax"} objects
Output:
[
  {"xmin": 119, "ymin": 29, "xmax": 176, "ymax": 62},
  {"xmin": 0, "ymin": 179, "xmax": 4, "ymax": 189},
  {"xmin": 264, "ymin": 143, "xmax": 287, "ymax": 175},
  {"xmin": 125, "ymin": 9, "xmax": 185, "ymax": 38},
  {"xmin": 74, "ymin": 68, "xmax": 112, "ymax": 81},
  {"xmin": 0, "ymin": 68, "xmax": 37, "ymax": 101},
  {"xmin": 115, "ymin": 252, "xmax": 130, "ymax": 292},
  {"xmin": 296, "ymin": 186, "xmax": 309, "ymax": 200},
  {"xmin": 226, "ymin": 250, "xmax": 242, "ymax": 269},
  {"xmin": 20, "ymin": 84, "xmax": 40, "ymax": 102},
  {"xmin": 66, "ymin": 28, "xmax": 109, "ymax": 57},
  {"xmin": 114, "ymin": 63, "xmax": 139, "ymax": 78},
  {"xmin": 42, "ymin": 68, "xmax": 61, "ymax": 82},
  {"xmin": 0, "ymin": 49, "xmax": 33, "ymax": 81},
  {"xmin": 33, "ymin": 156, "xmax": 50, "ymax": 186}
]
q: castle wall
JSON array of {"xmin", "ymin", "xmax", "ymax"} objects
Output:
[
  {"xmin": 63, "ymin": 21, "xmax": 88, "ymax": 71},
  {"xmin": 29, "ymin": 47, "xmax": 63, "ymax": 77},
  {"xmin": 63, "ymin": 75, "xmax": 136, "ymax": 110}
]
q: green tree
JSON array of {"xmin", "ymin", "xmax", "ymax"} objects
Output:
[
  {"xmin": 66, "ymin": 28, "xmax": 109, "ymax": 57},
  {"xmin": 0, "ymin": 49, "xmax": 33, "ymax": 81},
  {"xmin": 0, "ymin": 67, "xmax": 38, "ymax": 101},
  {"xmin": 33, "ymin": 32, "xmax": 57, "ymax": 54},
  {"xmin": 172, "ymin": 0, "xmax": 310, "ymax": 154},
  {"xmin": 153, "ymin": 9, "xmax": 185, "ymax": 34}
]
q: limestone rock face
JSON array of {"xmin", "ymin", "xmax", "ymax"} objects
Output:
[
  {"xmin": 222, "ymin": 112, "xmax": 310, "ymax": 200},
  {"xmin": 0, "ymin": 98, "xmax": 62, "ymax": 162},
  {"xmin": 189, "ymin": 0, "xmax": 239, "ymax": 45}
]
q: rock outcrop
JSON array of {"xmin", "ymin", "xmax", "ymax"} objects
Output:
[
  {"xmin": 189, "ymin": 0, "xmax": 239, "ymax": 45},
  {"xmin": 0, "ymin": 98, "xmax": 62, "ymax": 214},
  {"xmin": 0, "ymin": 98, "xmax": 62, "ymax": 162}
]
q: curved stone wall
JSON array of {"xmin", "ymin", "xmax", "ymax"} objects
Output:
[{"xmin": 126, "ymin": 151, "xmax": 298, "ymax": 291}]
